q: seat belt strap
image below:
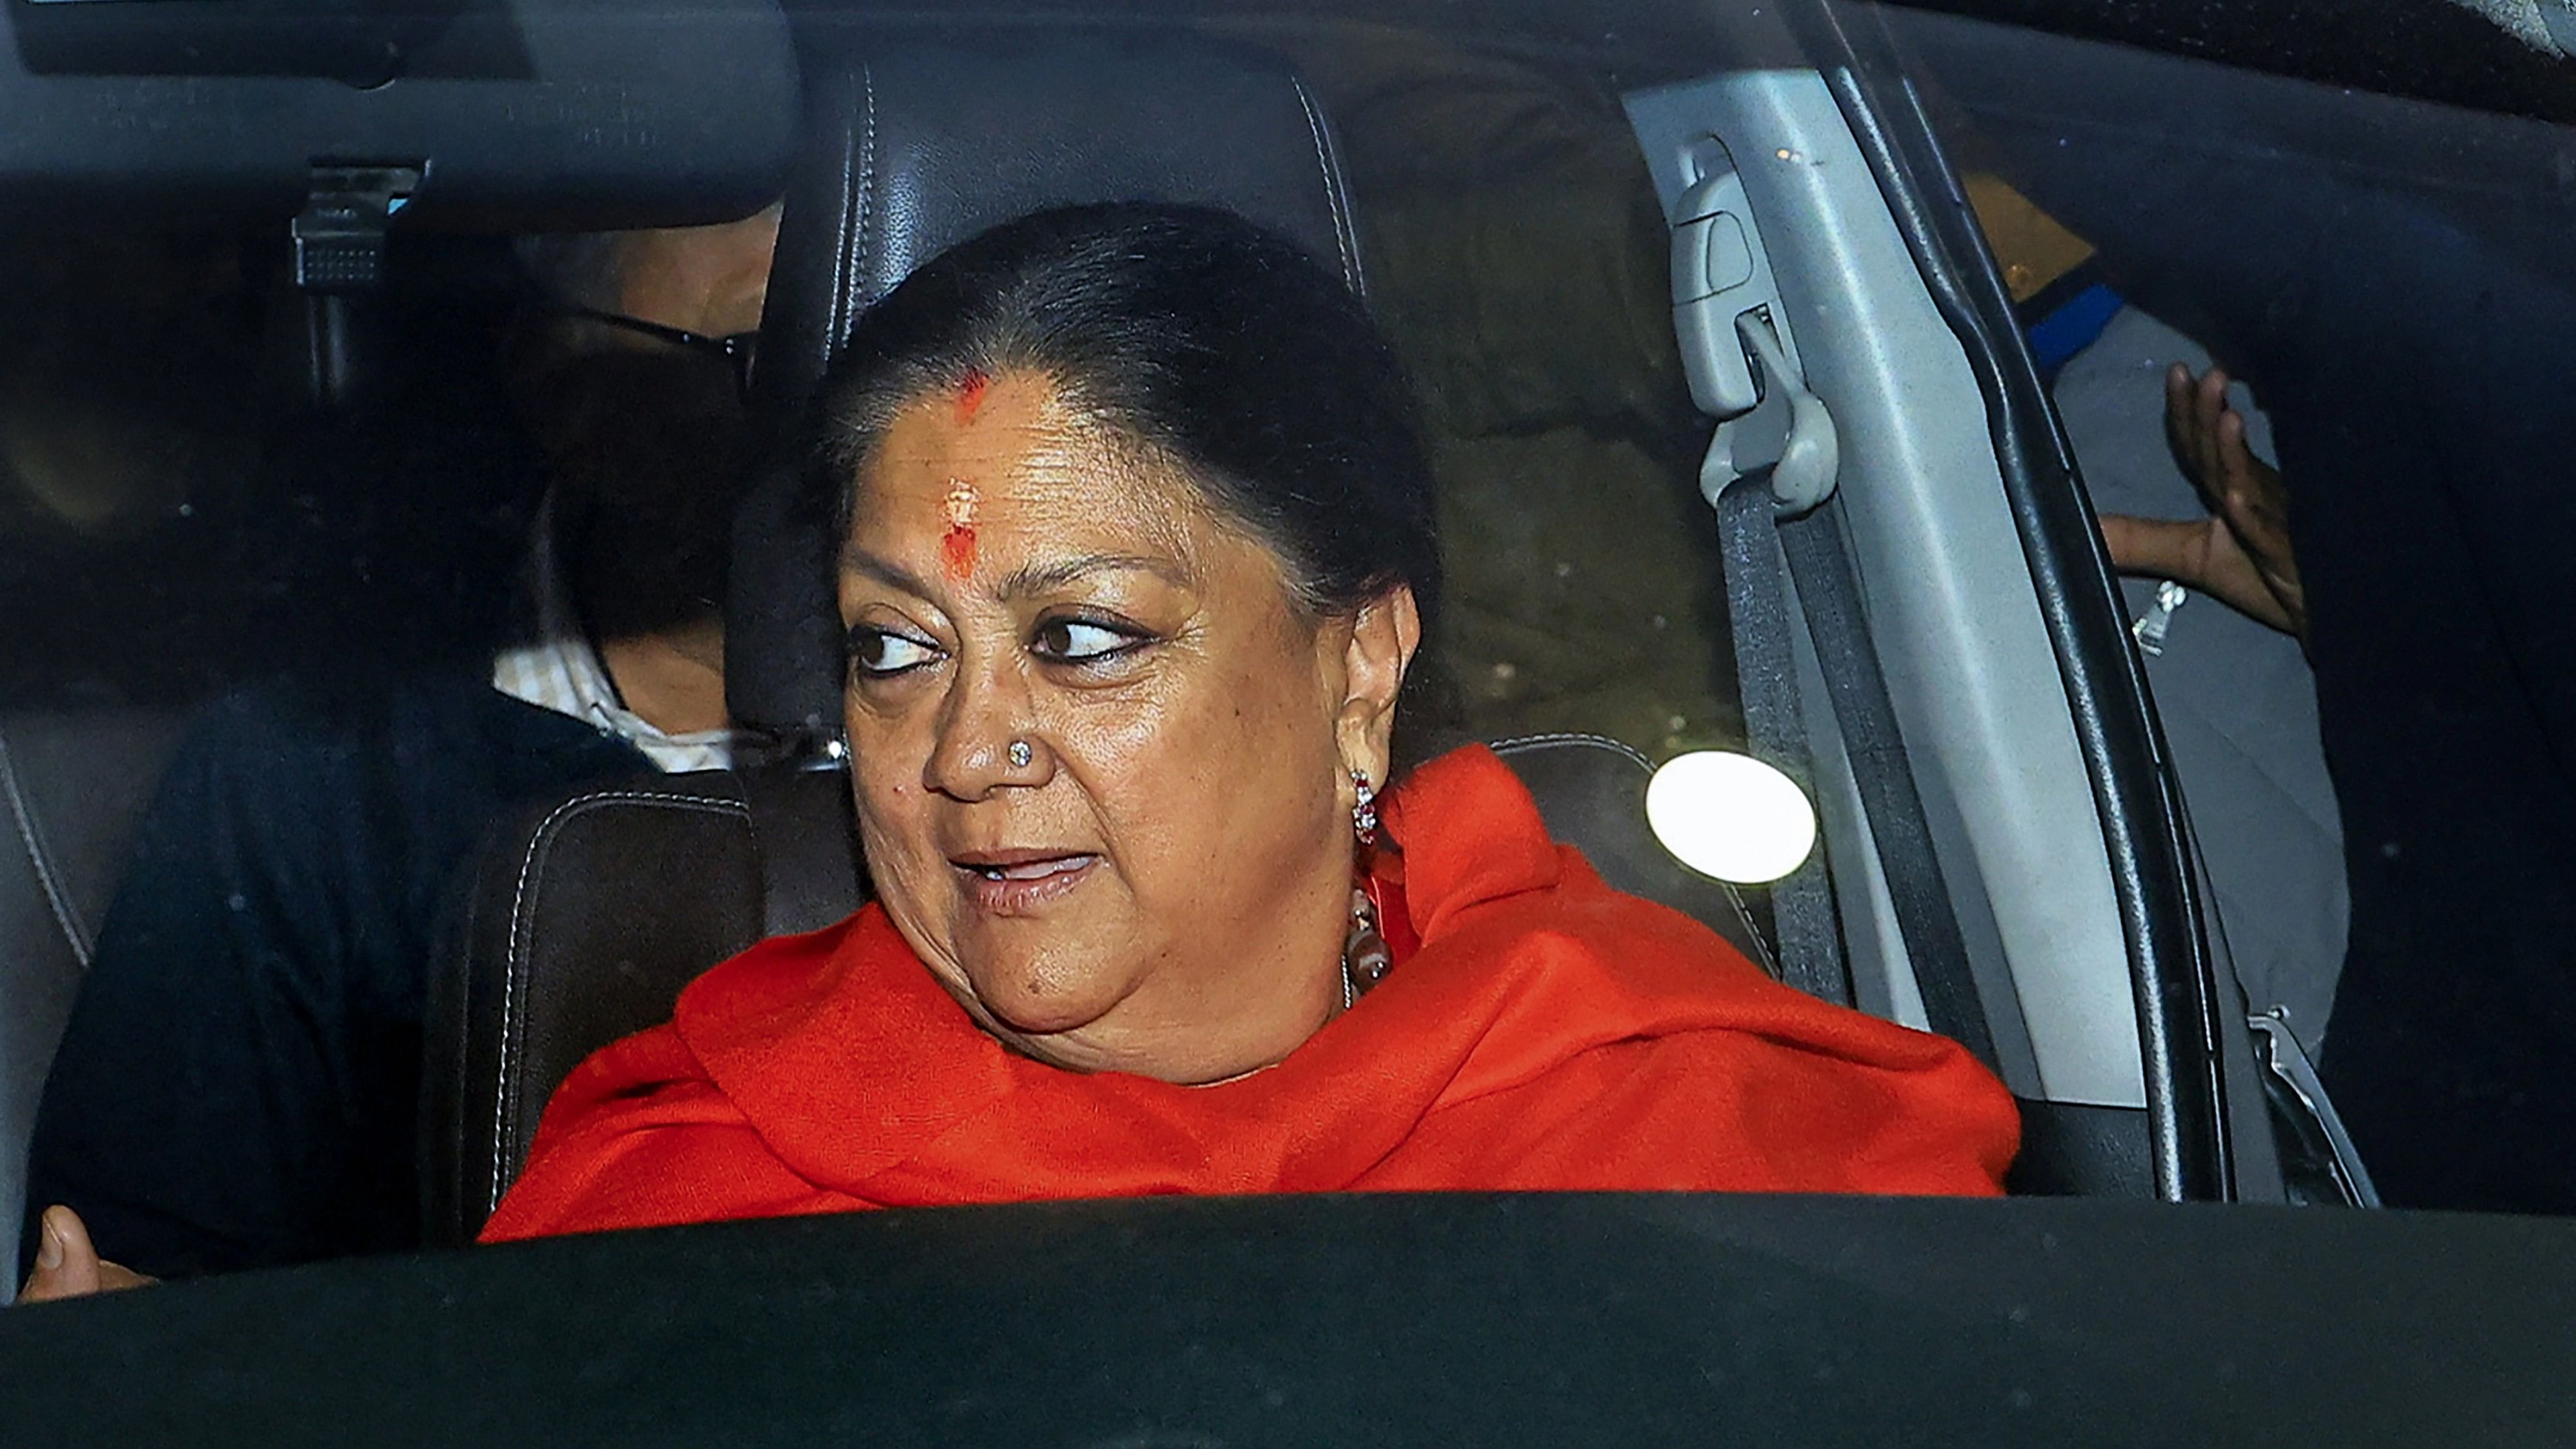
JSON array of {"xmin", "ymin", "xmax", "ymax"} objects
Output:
[
  {"xmin": 1706, "ymin": 313, "xmax": 1998, "ymax": 1069},
  {"xmin": 1655, "ymin": 168, "xmax": 1998, "ymax": 1064},
  {"xmin": 1715, "ymin": 479, "xmax": 1852, "ymax": 1006},
  {"xmin": 1776, "ymin": 499, "xmax": 2000, "ymax": 1068}
]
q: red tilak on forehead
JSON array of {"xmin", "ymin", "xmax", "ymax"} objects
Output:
[
  {"xmin": 954, "ymin": 368, "xmax": 991, "ymax": 425},
  {"xmin": 941, "ymin": 526, "xmax": 977, "ymax": 582},
  {"xmin": 940, "ymin": 478, "xmax": 979, "ymax": 581}
]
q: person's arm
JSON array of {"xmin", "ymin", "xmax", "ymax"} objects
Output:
[
  {"xmin": 2097, "ymin": 363, "xmax": 2309, "ymax": 642},
  {"xmin": 21, "ymin": 690, "xmax": 394, "ymax": 1283}
]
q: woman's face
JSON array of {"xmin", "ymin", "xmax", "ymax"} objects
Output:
[{"xmin": 839, "ymin": 369, "xmax": 1416, "ymax": 1083}]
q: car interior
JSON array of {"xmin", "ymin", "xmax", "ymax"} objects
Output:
[
  {"xmin": 420, "ymin": 22, "xmax": 1811, "ymax": 1244},
  {"xmin": 6, "ymin": 0, "xmax": 2424, "ymax": 1288}
]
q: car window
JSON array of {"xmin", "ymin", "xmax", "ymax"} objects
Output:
[
  {"xmin": 1878, "ymin": 1, "xmax": 2576, "ymax": 1213},
  {"xmin": 3, "ymin": 8, "xmax": 1784, "ymax": 1284}
]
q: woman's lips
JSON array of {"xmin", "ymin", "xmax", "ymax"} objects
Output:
[{"xmin": 953, "ymin": 852, "xmax": 1101, "ymax": 915}]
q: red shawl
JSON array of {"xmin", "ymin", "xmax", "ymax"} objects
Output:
[{"xmin": 482, "ymin": 746, "xmax": 2017, "ymax": 1242}]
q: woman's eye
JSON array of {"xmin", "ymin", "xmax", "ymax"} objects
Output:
[
  {"xmin": 1033, "ymin": 619, "xmax": 1142, "ymax": 664},
  {"xmin": 850, "ymin": 628, "xmax": 940, "ymax": 678}
]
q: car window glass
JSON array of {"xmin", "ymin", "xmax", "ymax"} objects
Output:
[{"xmin": 1882, "ymin": 3, "xmax": 2576, "ymax": 1212}]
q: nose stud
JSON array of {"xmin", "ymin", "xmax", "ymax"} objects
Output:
[{"xmin": 1007, "ymin": 739, "xmax": 1033, "ymax": 770}]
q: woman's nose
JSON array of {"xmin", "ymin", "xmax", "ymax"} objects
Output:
[{"xmin": 922, "ymin": 659, "xmax": 1043, "ymax": 801}]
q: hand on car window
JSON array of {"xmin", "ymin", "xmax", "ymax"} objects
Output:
[
  {"xmin": 17, "ymin": 1206, "xmax": 155, "ymax": 1304},
  {"xmin": 2097, "ymin": 363, "xmax": 2309, "ymax": 643}
]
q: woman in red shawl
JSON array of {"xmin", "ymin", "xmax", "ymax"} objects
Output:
[{"xmin": 480, "ymin": 203, "xmax": 2016, "ymax": 1242}]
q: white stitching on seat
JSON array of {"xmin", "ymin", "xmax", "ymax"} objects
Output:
[
  {"xmin": 0, "ymin": 722, "xmax": 92, "ymax": 969},
  {"xmin": 489, "ymin": 789, "xmax": 749, "ymax": 1210},
  {"xmin": 1290, "ymin": 76, "xmax": 1361, "ymax": 294},
  {"xmin": 1487, "ymin": 731, "xmax": 1657, "ymax": 777},
  {"xmin": 831, "ymin": 65, "xmax": 878, "ymax": 357}
]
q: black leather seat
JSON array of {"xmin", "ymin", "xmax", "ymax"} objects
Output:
[
  {"xmin": 0, "ymin": 710, "xmax": 185, "ymax": 1272},
  {"xmin": 421, "ymin": 25, "xmax": 1762, "ymax": 1244},
  {"xmin": 422, "ymin": 771, "xmax": 769, "ymax": 1245}
]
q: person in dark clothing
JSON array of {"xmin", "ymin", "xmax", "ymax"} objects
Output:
[
  {"xmin": 20, "ymin": 206, "xmax": 779, "ymax": 1291},
  {"xmin": 28, "ymin": 677, "xmax": 647, "ymax": 1276}
]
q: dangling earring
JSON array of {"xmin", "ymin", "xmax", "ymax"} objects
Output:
[
  {"xmin": 1341, "ymin": 766, "xmax": 1389, "ymax": 1007},
  {"xmin": 1342, "ymin": 886, "xmax": 1391, "ymax": 1004}
]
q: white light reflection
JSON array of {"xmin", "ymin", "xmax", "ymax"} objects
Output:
[{"xmin": 1645, "ymin": 750, "xmax": 1817, "ymax": 885}]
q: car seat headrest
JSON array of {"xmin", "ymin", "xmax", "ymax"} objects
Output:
[{"xmin": 725, "ymin": 28, "xmax": 1367, "ymax": 750}]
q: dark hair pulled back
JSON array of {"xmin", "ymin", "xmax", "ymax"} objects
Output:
[{"xmin": 811, "ymin": 201, "xmax": 1451, "ymax": 769}]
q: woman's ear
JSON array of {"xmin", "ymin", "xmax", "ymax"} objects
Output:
[{"xmin": 1334, "ymin": 584, "xmax": 1423, "ymax": 783}]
